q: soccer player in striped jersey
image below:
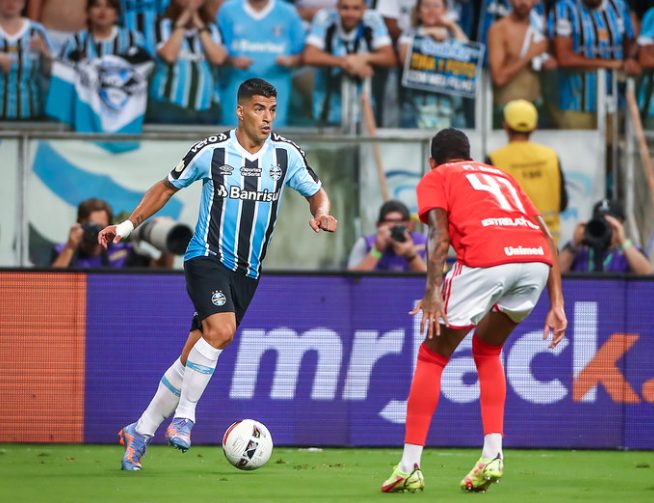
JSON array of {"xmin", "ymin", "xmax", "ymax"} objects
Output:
[
  {"xmin": 119, "ymin": 0, "xmax": 170, "ymax": 56},
  {"xmin": 99, "ymin": 78, "xmax": 338, "ymax": 471},
  {"xmin": 148, "ymin": 0, "xmax": 226, "ymax": 124},
  {"xmin": 60, "ymin": 0, "xmax": 146, "ymax": 61},
  {"xmin": 0, "ymin": 0, "xmax": 52, "ymax": 119}
]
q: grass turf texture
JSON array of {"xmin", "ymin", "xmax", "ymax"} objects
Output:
[{"xmin": 1, "ymin": 445, "xmax": 652, "ymax": 502}]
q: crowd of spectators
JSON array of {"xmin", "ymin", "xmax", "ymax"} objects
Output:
[
  {"xmin": 0, "ymin": 0, "xmax": 652, "ymax": 129},
  {"xmin": 3, "ymin": 0, "xmax": 652, "ymax": 273}
]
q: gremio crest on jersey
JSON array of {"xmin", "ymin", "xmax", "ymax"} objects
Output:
[{"xmin": 270, "ymin": 163, "xmax": 282, "ymax": 181}]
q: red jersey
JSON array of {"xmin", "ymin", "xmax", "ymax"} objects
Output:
[{"xmin": 417, "ymin": 160, "xmax": 553, "ymax": 267}]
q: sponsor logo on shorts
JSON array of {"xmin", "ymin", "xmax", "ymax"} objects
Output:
[
  {"xmin": 211, "ymin": 290, "xmax": 227, "ymax": 306},
  {"xmin": 482, "ymin": 216, "xmax": 540, "ymax": 230},
  {"xmin": 504, "ymin": 245, "xmax": 544, "ymax": 256}
]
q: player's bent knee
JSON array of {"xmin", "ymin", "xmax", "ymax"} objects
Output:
[{"xmin": 202, "ymin": 324, "xmax": 236, "ymax": 349}]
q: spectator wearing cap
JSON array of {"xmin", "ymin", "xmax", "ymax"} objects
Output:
[
  {"xmin": 347, "ymin": 200, "xmax": 427, "ymax": 272},
  {"xmin": 559, "ymin": 199, "xmax": 652, "ymax": 274},
  {"xmin": 486, "ymin": 99, "xmax": 568, "ymax": 244}
]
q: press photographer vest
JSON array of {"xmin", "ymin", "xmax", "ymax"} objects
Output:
[{"xmin": 489, "ymin": 142, "xmax": 562, "ymax": 243}]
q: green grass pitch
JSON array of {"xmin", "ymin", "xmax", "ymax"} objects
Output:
[{"xmin": 1, "ymin": 445, "xmax": 653, "ymax": 502}]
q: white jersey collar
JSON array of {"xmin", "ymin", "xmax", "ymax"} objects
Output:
[
  {"xmin": 244, "ymin": 0, "xmax": 276, "ymax": 21},
  {"xmin": 231, "ymin": 129, "xmax": 271, "ymax": 162}
]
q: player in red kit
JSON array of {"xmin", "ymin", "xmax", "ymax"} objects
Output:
[{"xmin": 381, "ymin": 128, "xmax": 567, "ymax": 494}]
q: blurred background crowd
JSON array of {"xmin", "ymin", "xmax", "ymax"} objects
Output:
[
  {"xmin": 2, "ymin": 0, "xmax": 652, "ymax": 129},
  {"xmin": 2, "ymin": 0, "xmax": 654, "ymax": 275}
]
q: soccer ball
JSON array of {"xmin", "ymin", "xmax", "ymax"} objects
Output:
[{"xmin": 222, "ymin": 419, "xmax": 273, "ymax": 470}]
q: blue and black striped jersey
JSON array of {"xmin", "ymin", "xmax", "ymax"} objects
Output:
[
  {"xmin": 119, "ymin": 0, "xmax": 169, "ymax": 56},
  {"xmin": 168, "ymin": 130, "xmax": 322, "ymax": 278},
  {"xmin": 150, "ymin": 18, "xmax": 222, "ymax": 111},
  {"xmin": 548, "ymin": 0, "xmax": 634, "ymax": 113},
  {"xmin": 60, "ymin": 26, "xmax": 145, "ymax": 60},
  {"xmin": 0, "ymin": 19, "xmax": 51, "ymax": 119}
]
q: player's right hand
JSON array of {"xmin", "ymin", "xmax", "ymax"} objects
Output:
[
  {"xmin": 98, "ymin": 225, "xmax": 119, "ymax": 249},
  {"xmin": 410, "ymin": 295, "xmax": 448, "ymax": 339}
]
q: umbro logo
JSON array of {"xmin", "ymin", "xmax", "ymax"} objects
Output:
[{"xmin": 218, "ymin": 164, "xmax": 234, "ymax": 175}]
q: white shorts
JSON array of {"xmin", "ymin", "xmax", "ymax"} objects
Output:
[{"xmin": 442, "ymin": 261, "xmax": 550, "ymax": 329}]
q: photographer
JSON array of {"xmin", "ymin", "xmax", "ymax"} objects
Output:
[
  {"xmin": 559, "ymin": 199, "xmax": 652, "ymax": 275},
  {"xmin": 348, "ymin": 200, "xmax": 427, "ymax": 272},
  {"xmin": 51, "ymin": 198, "xmax": 173, "ymax": 268}
]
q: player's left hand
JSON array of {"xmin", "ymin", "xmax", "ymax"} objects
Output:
[
  {"xmin": 309, "ymin": 214, "xmax": 338, "ymax": 233},
  {"xmin": 543, "ymin": 305, "xmax": 567, "ymax": 349}
]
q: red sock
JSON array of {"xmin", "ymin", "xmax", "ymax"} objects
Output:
[
  {"xmin": 404, "ymin": 343, "xmax": 449, "ymax": 445},
  {"xmin": 472, "ymin": 335, "xmax": 505, "ymax": 435}
]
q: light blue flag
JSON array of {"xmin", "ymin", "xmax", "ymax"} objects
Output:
[{"xmin": 46, "ymin": 55, "xmax": 152, "ymax": 153}]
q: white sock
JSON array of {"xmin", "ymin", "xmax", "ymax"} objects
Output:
[
  {"xmin": 135, "ymin": 358, "xmax": 185, "ymax": 437},
  {"xmin": 482, "ymin": 433, "xmax": 503, "ymax": 459},
  {"xmin": 400, "ymin": 443, "xmax": 423, "ymax": 473},
  {"xmin": 174, "ymin": 337, "xmax": 221, "ymax": 423}
]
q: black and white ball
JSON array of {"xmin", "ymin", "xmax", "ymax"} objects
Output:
[{"xmin": 222, "ymin": 419, "xmax": 273, "ymax": 470}]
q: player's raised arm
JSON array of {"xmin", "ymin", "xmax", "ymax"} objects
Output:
[
  {"xmin": 98, "ymin": 179, "xmax": 179, "ymax": 248},
  {"xmin": 534, "ymin": 215, "xmax": 567, "ymax": 348},
  {"xmin": 307, "ymin": 187, "xmax": 338, "ymax": 233}
]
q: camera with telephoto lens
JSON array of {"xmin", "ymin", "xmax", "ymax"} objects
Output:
[
  {"xmin": 131, "ymin": 217, "xmax": 193, "ymax": 255},
  {"xmin": 583, "ymin": 208, "xmax": 613, "ymax": 253},
  {"xmin": 390, "ymin": 225, "xmax": 408, "ymax": 243},
  {"xmin": 82, "ymin": 222, "xmax": 103, "ymax": 244}
]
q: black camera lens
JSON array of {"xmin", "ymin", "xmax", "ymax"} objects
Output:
[
  {"xmin": 82, "ymin": 222, "xmax": 103, "ymax": 243},
  {"xmin": 390, "ymin": 225, "xmax": 408, "ymax": 243}
]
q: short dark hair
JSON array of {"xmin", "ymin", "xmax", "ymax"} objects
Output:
[
  {"xmin": 77, "ymin": 198, "xmax": 113, "ymax": 224},
  {"xmin": 87, "ymin": 0, "xmax": 121, "ymax": 16},
  {"xmin": 430, "ymin": 128, "xmax": 472, "ymax": 165},
  {"xmin": 377, "ymin": 200, "xmax": 410, "ymax": 224},
  {"xmin": 237, "ymin": 78, "xmax": 277, "ymax": 103}
]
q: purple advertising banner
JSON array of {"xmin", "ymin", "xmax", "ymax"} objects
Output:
[{"xmin": 84, "ymin": 274, "xmax": 654, "ymax": 449}]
